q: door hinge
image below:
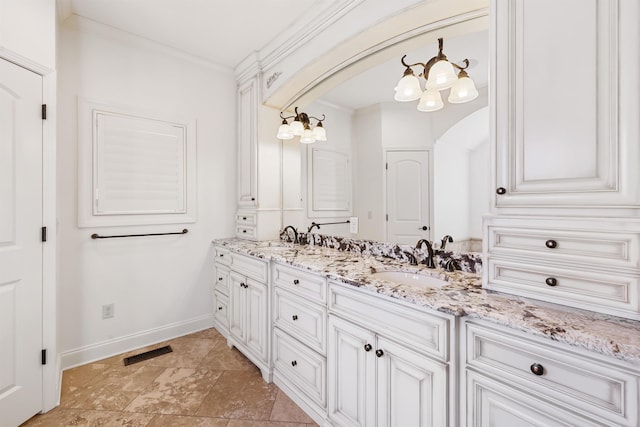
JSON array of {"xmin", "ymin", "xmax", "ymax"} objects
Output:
[
  {"xmin": 385, "ymin": 162, "xmax": 388, "ymax": 170},
  {"xmin": 42, "ymin": 104, "xmax": 47, "ymax": 120},
  {"xmin": 41, "ymin": 349, "xmax": 47, "ymax": 365},
  {"xmin": 41, "ymin": 226, "xmax": 47, "ymax": 242},
  {"xmin": 385, "ymin": 214, "xmax": 388, "ymax": 221}
]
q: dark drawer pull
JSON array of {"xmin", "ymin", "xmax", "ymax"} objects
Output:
[
  {"xmin": 242, "ymin": 229, "xmax": 247, "ymax": 233},
  {"xmin": 375, "ymin": 349, "xmax": 384, "ymax": 358},
  {"xmin": 530, "ymin": 363, "xmax": 544, "ymax": 376},
  {"xmin": 292, "ymin": 315, "xmax": 298, "ymax": 321},
  {"xmin": 291, "ymin": 360, "xmax": 297, "ymax": 367},
  {"xmin": 545, "ymin": 239, "xmax": 558, "ymax": 249},
  {"xmin": 496, "ymin": 187, "xmax": 506, "ymax": 195},
  {"xmin": 545, "ymin": 277, "xmax": 558, "ymax": 287},
  {"xmin": 293, "ymin": 279, "xmax": 300, "ymax": 285},
  {"xmin": 364, "ymin": 344, "xmax": 372, "ymax": 352},
  {"xmin": 218, "ymin": 277, "xmax": 223, "ymax": 281},
  {"xmin": 218, "ymin": 306, "xmax": 223, "ymax": 311},
  {"xmin": 242, "ymin": 216, "xmax": 247, "ymax": 220}
]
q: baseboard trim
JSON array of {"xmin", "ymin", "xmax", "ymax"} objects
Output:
[{"xmin": 60, "ymin": 314, "xmax": 214, "ymax": 371}]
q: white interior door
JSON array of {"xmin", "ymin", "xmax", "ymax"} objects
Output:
[
  {"xmin": 0, "ymin": 59, "xmax": 43, "ymax": 426},
  {"xmin": 386, "ymin": 150, "xmax": 430, "ymax": 244}
]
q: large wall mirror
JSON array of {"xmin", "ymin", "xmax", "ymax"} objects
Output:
[{"xmin": 281, "ymin": 17, "xmax": 489, "ymax": 252}]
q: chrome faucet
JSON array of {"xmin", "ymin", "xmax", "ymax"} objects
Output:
[
  {"xmin": 415, "ymin": 239, "xmax": 436, "ymax": 268},
  {"xmin": 282, "ymin": 225, "xmax": 298, "ymax": 243},
  {"xmin": 440, "ymin": 235, "xmax": 453, "ymax": 250}
]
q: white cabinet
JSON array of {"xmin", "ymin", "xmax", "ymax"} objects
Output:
[
  {"xmin": 213, "ymin": 248, "xmax": 271, "ymax": 382},
  {"xmin": 492, "ymin": 0, "xmax": 640, "ymax": 210},
  {"xmin": 484, "ymin": 216, "xmax": 640, "ymax": 320},
  {"xmin": 271, "ymin": 263, "xmax": 328, "ymax": 425},
  {"xmin": 487, "ymin": 0, "xmax": 640, "ymax": 320},
  {"xmin": 234, "ymin": 74, "xmax": 283, "ymax": 241},
  {"xmin": 328, "ymin": 282, "xmax": 451, "ymax": 427},
  {"xmin": 229, "ymin": 271, "xmax": 269, "ymax": 364},
  {"xmin": 462, "ymin": 319, "xmax": 640, "ymax": 427}
]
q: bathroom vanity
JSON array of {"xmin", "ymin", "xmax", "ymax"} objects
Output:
[{"xmin": 212, "ymin": 239, "xmax": 640, "ymax": 426}]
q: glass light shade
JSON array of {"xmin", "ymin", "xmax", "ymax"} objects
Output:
[
  {"xmin": 312, "ymin": 124, "xmax": 327, "ymax": 141},
  {"xmin": 299, "ymin": 128, "xmax": 316, "ymax": 144},
  {"xmin": 417, "ymin": 89, "xmax": 444, "ymax": 112},
  {"xmin": 448, "ymin": 76, "xmax": 479, "ymax": 103},
  {"xmin": 394, "ymin": 74, "xmax": 422, "ymax": 101},
  {"xmin": 276, "ymin": 123, "xmax": 293, "ymax": 139},
  {"xmin": 290, "ymin": 119, "xmax": 304, "ymax": 136},
  {"xmin": 425, "ymin": 60, "xmax": 457, "ymax": 91}
]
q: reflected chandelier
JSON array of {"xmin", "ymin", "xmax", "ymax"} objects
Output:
[
  {"xmin": 394, "ymin": 37, "xmax": 479, "ymax": 112},
  {"xmin": 276, "ymin": 107, "xmax": 326, "ymax": 143}
]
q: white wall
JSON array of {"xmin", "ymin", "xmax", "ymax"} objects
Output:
[{"xmin": 57, "ymin": 17, "xmax": 237, "ymax": 367}]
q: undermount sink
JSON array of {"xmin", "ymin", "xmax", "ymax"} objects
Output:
[{"xmin": 372, "ymin": 271, "xmax": 449, "ymax": 289}]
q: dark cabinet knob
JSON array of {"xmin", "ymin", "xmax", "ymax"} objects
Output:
[
  {"xmin": 293, "ymin": 279, "xmax": 300, "ymax": 285},
  {"xmin": 291, "ymin": 360, "xmax": 297, "ymax": 367},
  {"xmin": 530, "ymin": 363, "xmax": 544, "ymax": 376},
  {"xmin": 218, "ymin": 306, "xmax": 223, "ymax": 310},
  {"xmin": 292, "ymin": 315, "xmax": 298, "ymax": 321},
  {"xmin": 219, "ymin": 254, "xmax": 224, "ymax": 257},
  {"xmin": 218, "ymin": 277, "xmax": 223, "ymax": 281},
  {"xmin": 545, "ymin": 239, "xmax": 558, "ymax": 249},
  {"xmin": 242, "ymin": 229, "xmax": 247, "ymax": 233},
  {"xmin": 496, "ymin": 187, "xmax": 506, "ymax": 195},
  {"xmin": 545, "ymin": 277, "xmax": 558, "ymax": 287},
  {"xmin": 242, "ymin": 216, "xmax": 247, "ymax": 220},
  {"xmin": 364, "ymin": 344, "xmax": 372, "ymax": 352},
  {"xmin": 421, "ymin": 226, "xmax": 428, "ymax": 231},
  {"xmin": 251, "ymin": 197, "xmax": 255, "ymax": 201},
  {"xmin": 375, "ymin": 349, "xmax": 384, "ymax": 358}
]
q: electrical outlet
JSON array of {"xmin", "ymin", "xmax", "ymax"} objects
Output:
[
  {"xmin": 102, "ymin": 303, "xmax": 114, "ymax": 319},
  {"xmin": 349, "ymin": 216, "xmax": 359, "ymax": 234}
]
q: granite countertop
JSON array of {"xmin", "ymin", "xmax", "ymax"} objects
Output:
[{"xmin": 213, "ymin": 239, "xmax": 640, "ymax": 366}]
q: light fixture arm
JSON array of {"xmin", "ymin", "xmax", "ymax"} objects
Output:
[
  {"xmin": 280, "ymin": 107, "xmax": 325, "ymax": 126},
  {"xmin": 401, "ymin": 38, "xmax": 470, "ymax": 81}
]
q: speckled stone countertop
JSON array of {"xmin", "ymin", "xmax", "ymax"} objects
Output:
[{"xmin": 213, "ymin": 239, "xmax": 640, "ymax": 366}]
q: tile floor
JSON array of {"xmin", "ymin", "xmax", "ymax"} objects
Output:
[{"xmin": 22, "ymin": 328, "xmax": 318, "ymax": 427}]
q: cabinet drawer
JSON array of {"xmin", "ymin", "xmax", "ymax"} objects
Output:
[
  {"xmin": 465, "ymin": 321, "xmax": 639, "ymax": 426},
  {"xmin": 214, "ymin": 264, "xmax": 230, "ymax": 295},
  {"xmin": 273, "ymin": 328, "xmax": 326, "ymax": 407},
  {"xmin": 214, "ymin": 291, "xmax": 229, "ymax": 332},
  {"xmin": 230, "ymin": 253, "xmax": 268, "ymax": 283},
  {"xmin": 214, "ymin": 246, "xmax": 230, "ymax": 266},
  {"xmin": 236, "ymin": 212, "xmax": 257, "ymax": 226},
  {"xmin": 486, "ymin": 258, "xmax": 640, "ymax": 319},
  {"xmin": 466, "ymin": 371, "xmax": 602, "ymax": 427},
  {"xmin": 329, "ymin": 282, "xmax": 450, "ymax": 361},
  {"xmin": 274, "ymin": 288, "xmax": 327, "ymax": 354},
  {"xmin": 273, "ymin": 263, "xmax": 326, "ymax": 304},
  {"xmin": 236, "ymin": 225, "xmax": 257, "ymax": 239},
  {"xmin": 487, "ymin": 224, "xmax": 640, "ymax": 270}
]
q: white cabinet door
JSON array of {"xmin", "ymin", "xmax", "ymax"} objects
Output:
[
  {"xmin": 237, "ymin": 78, "xmax": 258, "ymax": 207},
  {"xmin": 328, "ymin": 316, "xmax": 376, "ymax": 427},
  {"xmin": 492, "ymin": 0, "xmax": 640, "ymax": 209},
  {"xmin": 228, "ymin": 272, "xmax": 246, "ymax": 342},
  {"xmin": 376, "ymin": 337, "xmax": 447, "ymax": 427},
  {"xmin": 245, "ymin": 278, "xmax": 268, "ymax": 361}
]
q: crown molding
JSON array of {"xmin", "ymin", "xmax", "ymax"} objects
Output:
[{"xmin": 62, "ymin": 14, "xmax": 234, "ymax": 75}]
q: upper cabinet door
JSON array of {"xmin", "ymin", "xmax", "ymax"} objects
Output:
[
  {"xmin": 492, "ymin": 0, "xmax": 640, "ymax": 210},
  {"xmin": 237, "ymin": 78, "xmax": 258, "ymax": 207}
]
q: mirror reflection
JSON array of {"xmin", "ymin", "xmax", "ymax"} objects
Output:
[{"xmin": 284, "ymin": 29, "xmax": 489, "ymax": 251}]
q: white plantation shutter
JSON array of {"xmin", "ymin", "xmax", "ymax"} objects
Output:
[{"xmin": 94, "ymin": 112, "xmax": 187, "ymax": 215}]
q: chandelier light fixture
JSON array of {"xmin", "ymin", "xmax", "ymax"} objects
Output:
[
  {"xmin": 276, "ymin": 107, "xmax": 326, "ymax": 143},
  {"xmin": 394, "ymin": 37, "xmax": 479, "ymax": 112}
]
